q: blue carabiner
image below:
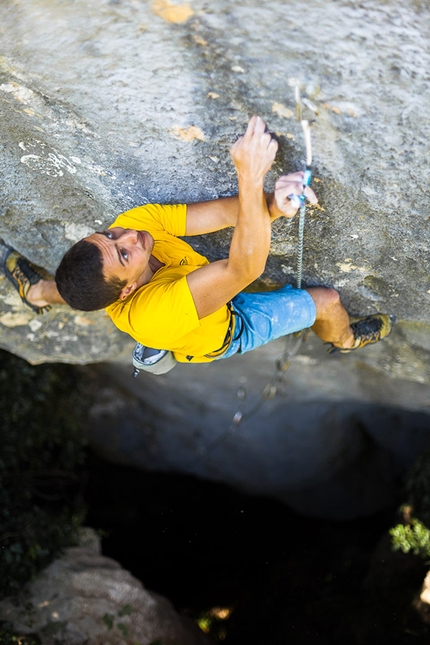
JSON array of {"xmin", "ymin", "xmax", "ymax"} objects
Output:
[
  {"xmin": 303, "ymin": 168, "xmax": 312, "ymax": 187},
  {"xmin": 289, "ymin": 167, "xmax": 312, "ymax": 207}
]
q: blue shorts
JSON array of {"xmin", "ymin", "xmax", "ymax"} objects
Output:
[{"xmin": 218, "ymin": 285, "xmax": 317, "ymax": 360}]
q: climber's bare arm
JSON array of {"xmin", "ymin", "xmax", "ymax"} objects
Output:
[
  {"xmin": 187, "ymin": 116, "xmax": 276, "ymax": 319},
  {"xmin": 185, "ymin": 171, "xmax": 318, "ymax": 235}
]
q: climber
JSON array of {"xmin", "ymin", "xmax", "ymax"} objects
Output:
[{"xmin": 2, "ymin": 116, "xmax": 394, "ymax": 364}]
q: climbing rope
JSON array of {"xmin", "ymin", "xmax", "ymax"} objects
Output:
[
  {"xmin": 293, "ymin": 85, "xmax": 316, "ymax": 289},
  {"xmin": 195, "ymin": 86, "xmax": 318, "ymax": 460}
]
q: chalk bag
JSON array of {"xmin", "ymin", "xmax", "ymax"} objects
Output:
[{"xmin": 132, "ymin": 343, "xmax": 176, "ymax": 377}]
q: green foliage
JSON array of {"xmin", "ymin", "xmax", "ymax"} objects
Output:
[
  {"xmin": 390, "ymin": 518, "xmax": 430, "ymax": 559},
  {"xmin": 117, "ymin": 623, "xmax": 129, "ymax": 638},
  {"xmin": 390, "ymin": 447, "xmax": 430, "ymax": 560},
  {"xmin": 102, "ymin": 606, "xmax": 134, "ymax": 636},
  {"xmin": 117, "ymin": 603, "xmax": 134, "ymax": 617},
  {"xmin": 0, "ymin": 349, "xmax": 88, "ymax": 600},
  {"xmin": 102, "ymin": 614, "xmax": 115, "ymax": 630},
  {"xmin": 183, "ymin": 607, "xmax": 231, "ymax": 641}
]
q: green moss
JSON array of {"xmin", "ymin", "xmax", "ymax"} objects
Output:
[
  {"xmin": 390, "ymin": 516, "xmax": 430, "ymax": 559},
  {"xmin": 390, "ymin": 447, "xmax": 430, "ymax": 559},
  {"xmin": 0, "ymin": 349, "xmax": 88, "ymax": 600}
]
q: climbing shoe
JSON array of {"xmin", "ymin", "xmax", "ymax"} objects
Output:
[
  {"xmin": 1, "ymin": 242, "xmax": 52, "ymax": 314},
  {"xmin": 328, "ymin": 313, "xmax": 395, "ymax": 354}
]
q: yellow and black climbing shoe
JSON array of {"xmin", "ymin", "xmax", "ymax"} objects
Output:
[
  {"xmin": 2, "ymin": 244, "xmax": 51, "ymax": 315},
  {"xmin": 328, "ymin": 313, "xmax": 396, "ymax": 354}
]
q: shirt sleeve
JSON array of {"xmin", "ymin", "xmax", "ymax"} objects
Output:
[{"xmin": 110, "ymin": 204, "xmax": 187, "ymax": 236}]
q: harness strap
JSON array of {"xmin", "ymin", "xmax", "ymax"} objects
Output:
[{"xmin": 185, "ymin": 301, "xmax": 244, "ymax": 361}]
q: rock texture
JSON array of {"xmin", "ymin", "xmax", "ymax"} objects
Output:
[
  {"xmin": 0, "ymin": 0, "xmax": 429, "ymax": 363},
  {"xmin": 86, "ymin": 343, "xmax": 430, "ymax": 520},
  {"xmin": 0, "ymin": 0, "xmax": 429, "ymax": 515},
  {"xmin": 0, "ymin": 528, "xmax": 212, "ymax": 645}
]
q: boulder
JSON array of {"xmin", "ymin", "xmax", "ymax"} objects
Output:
[{"xmin": 0, "ymin": 528, "xmax": 213, "ymax": 645}]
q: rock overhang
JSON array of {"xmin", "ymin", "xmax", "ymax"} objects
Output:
[{"xmin": 0, "ymin": 0, "xmax": 428, "ymax": 386}]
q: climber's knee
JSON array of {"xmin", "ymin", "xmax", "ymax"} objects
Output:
[{"xmin": 305, "ymin": 286, "xmax": 341, "ymax": 320}]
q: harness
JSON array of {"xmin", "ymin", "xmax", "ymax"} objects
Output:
[{"xmin": 202, "ymin": 302, "xmax": 244, "ymax": 360}]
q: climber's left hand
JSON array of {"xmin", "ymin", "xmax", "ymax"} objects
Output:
[{"xmin": 272, "ymin": 172, "xmax": 318, "ymax": 219}]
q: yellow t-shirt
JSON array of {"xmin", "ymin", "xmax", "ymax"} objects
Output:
[{"xmin": 105, "ymin": 203, "xmax": 231, "ymax": 363}]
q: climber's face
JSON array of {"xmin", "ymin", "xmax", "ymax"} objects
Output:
[{"xmin": 87, "ymin": 227, "xmax": 155, "ymax": 299}]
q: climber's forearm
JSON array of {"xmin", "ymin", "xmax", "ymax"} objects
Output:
[{"xmin": 185, "ymin": 193, "xmax": 285, "ymax": 235}]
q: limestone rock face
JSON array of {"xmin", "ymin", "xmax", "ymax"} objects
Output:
[
  {"xmin": 0, "ymin": 0, "xmax": 429, "ymax": 516},
  {"xmin": 0, "ymin": 528, "xmax": 212, "ymax": 645},
  {"xmin": 0, "ymin": 0, "xmax": 429, "ymax": 365}
]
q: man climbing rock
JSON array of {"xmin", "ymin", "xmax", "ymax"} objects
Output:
[{"xmin": 2, "ymin": 116, "xmax": 394, "ymax": 365}]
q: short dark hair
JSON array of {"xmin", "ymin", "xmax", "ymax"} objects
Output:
[{"xmin": 55, "ymin": 239, "xmax": 126, "ymax": 311}]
